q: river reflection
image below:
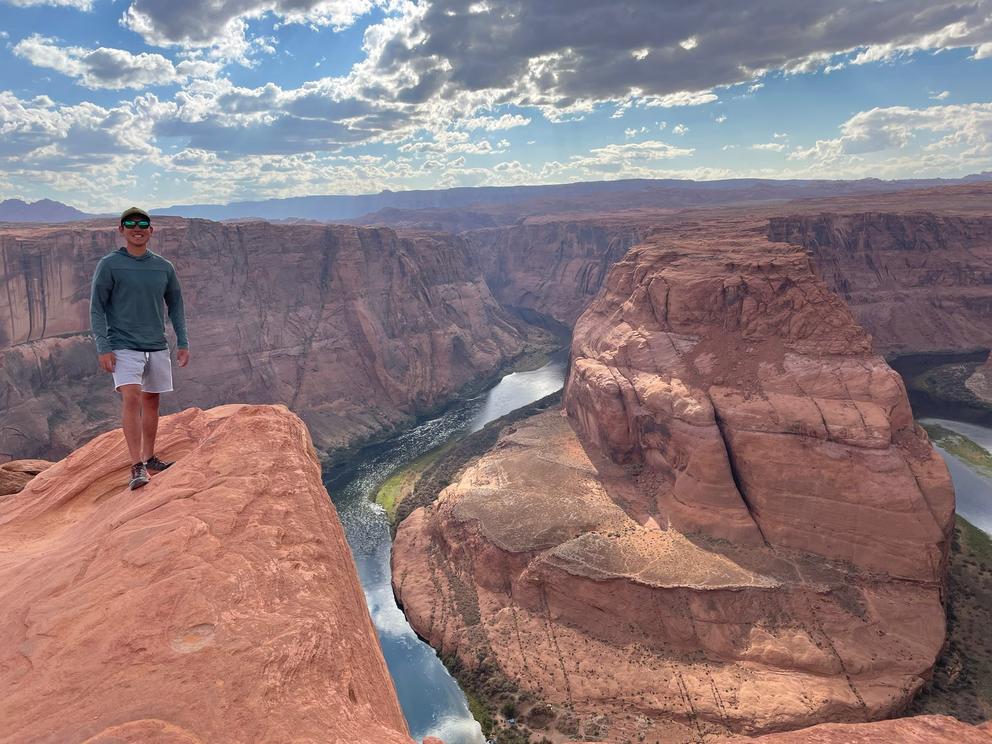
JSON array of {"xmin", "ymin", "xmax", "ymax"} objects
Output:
[
  {"xmin": 922, "ymin": 418, "xmax": 992, "ymax": 536},
  {"xmin": 324, "ymin": 351, "xmax": 567, "ymax": 744}
]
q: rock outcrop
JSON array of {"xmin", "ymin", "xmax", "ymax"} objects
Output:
[
  {"xmin": 721, "ymin": 715, "xmax": 992, "ymax": 743},
  {"xmin": 768, "ymin": 213, "xmax": 992, "ymax": 355},
  {"xmin": 566, "ymin": 227, "xmax": 953, "ymax": 580},
  {"xmin": 967, "ymin": 352, "xmax": 992, "ymax": 404},
  {"xmin": 464, "ymin": 218, "xmax": 649, "ymax": 326},
  {"xmin": 0, "ymin": 220, "xmax": 528, "ymax": 461},
  {"xmin": 394, "ymin": 226, "xmax": 954, "ymax": 742},
  {"xmin": 0, "ymin": 404, "xmax": 418, "ymax": 744},
  {"xmin": 0, "ymin": 459, "xmax": 52, "ymax": 496}
]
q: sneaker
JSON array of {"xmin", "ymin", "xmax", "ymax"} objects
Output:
[
  {"xmin": 144, "ymin": 455, "xmax": 174, "ymax": 472},
  {"xmin": 129, "ymin": 462, "xmax": 150, "ymax": 490}
]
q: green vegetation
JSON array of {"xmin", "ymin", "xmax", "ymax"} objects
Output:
[
  {"xmin": 910, "ymin": 516, "xmax": 992, "ymax": 721},
  {"xmin": 921, "ymin": 423, "xmax": 992, "ymax": 479},
  {"xmin": 375, "ymin": 443, "xmax": 452, "ymax": 521}
]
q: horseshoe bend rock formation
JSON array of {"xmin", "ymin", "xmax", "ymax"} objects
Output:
[
  {"xmin": 393, "ymin": 228, "xmax": 954, "ymax": 742},
  {"xmin": 0, "ymin": 404, "xmax": 418, "ymax": 744},
  {"xmin": 0, "ymin": 219, "xmax": 527, "ymax": 461}
]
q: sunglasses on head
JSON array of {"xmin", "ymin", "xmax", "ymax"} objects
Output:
[{"xmin": 122, "ymin": 219, "xmax": 151, "ymax": 229}]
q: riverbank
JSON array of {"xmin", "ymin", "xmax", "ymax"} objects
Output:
[
  {"xmin": 321, "ymin": 321, "xmax": 562, "ymax": 472},
  {"xmin": 889, "ymin": 351, "xmax": 992, "ymax": 425},
  {"xmin": 923, "ymin": 423, "xmax": 992, "ymax": 479},
  {"xmin": 910, "ymin": 516, "xmax": 992, "ymax": 722}
]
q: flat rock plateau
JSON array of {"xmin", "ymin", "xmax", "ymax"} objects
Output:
[{"xmin": 0, "ymin": 404, "xmax": 417, "ymax": 744}]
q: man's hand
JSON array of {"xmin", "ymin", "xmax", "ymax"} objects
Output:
[
  {"xmin": 98, "ymin": 352, "xmax": 116, "ymax": 373},
  {"xmin": 177, "ymin": 348, "xmax": 190, "ymax": 367}
]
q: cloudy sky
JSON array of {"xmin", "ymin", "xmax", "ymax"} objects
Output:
[{"xmin": 1, "ymin": 0, "xmax": 992, "ymax": 211}]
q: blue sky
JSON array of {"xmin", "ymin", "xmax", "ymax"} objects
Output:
[{"xmin": 1, "ymin": 0, "xmax": 992, "ymax": 211}]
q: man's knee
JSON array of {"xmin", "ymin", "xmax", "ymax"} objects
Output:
[
  {"xmin": 120, "ymin": 385, "xmax": 142, "ymax": 409},
  {"xmin": 140, "ymin": 392, "xmax": 161, "ymax": 407}
]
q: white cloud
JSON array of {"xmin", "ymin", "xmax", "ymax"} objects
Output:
[
  {"xmin": 13, "ymin": 35, "xmax": 192, "ymax": 89},
  {"xmin": 931, "ymin": 90, "xmax": 950, "ymax": 100},
  {"xmin": 3, "ymin": 0, "xmax": 92, "ymax": 9},
  {"xmin": 715, "ymin": 114, "xmax": 727, "ymax": 123},
  {"xmin": 751, "ymin": 142, "xmax": 786, "ymax": 152},
  {"xmin": 122, "ymin": 0, "xmax": 373, "ymax": 52},
  {"xmin": 789, "ymin": 103, "xmax": 992, "ymax": 166},
  {"xmin": 672, "ymin": 123, "xmax": 688, "ymax": 135},
  {"xmin": 457, "ymin": 113, "xmax": 531, "ymax": 131}
]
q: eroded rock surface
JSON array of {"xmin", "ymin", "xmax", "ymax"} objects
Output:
[
  {"xmin": 769, "ymin": 212, "xmax": 992, "ymax": 354},
  {"xmin": 394, "ymin": 226, "xmax": 954, "ymax": 742},
  {"xmin": 0, "ymin": 459, "xmax": 53, "ymax": 497},
  {"xmin": 566, "ymin": 227, "xmax": 953, "ymax": 581},
  {"xmin": 721, "ymin": 714, "xmax": 992, "ymax": 742},
  {"xmin": 0, "ymin": 404, "xmax": 416, "ymax": 744},
  {"xmin": 0, "ymin": 219, "xmax": 528, "ymax": 461}
]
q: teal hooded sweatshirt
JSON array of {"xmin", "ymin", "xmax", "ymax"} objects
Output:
[{"xmin": 89, "ymin": 248, "xmax": 189, "ymax": 354}]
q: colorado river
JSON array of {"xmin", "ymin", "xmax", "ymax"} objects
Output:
[
  {"xmin": 922, "ymin": 418, "xmax": 992, "ymax": 536},
  {"xmin": 324, "ymin": 352, "xmax": 568, "ymax": 743}
]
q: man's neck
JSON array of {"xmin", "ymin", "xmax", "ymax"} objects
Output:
[{"xmin": 124, "ymin": 244, "xmax": 148, "ymax": 257}]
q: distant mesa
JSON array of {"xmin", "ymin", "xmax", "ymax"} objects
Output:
[{"xmin": 0, "ymin": 198, "xmax": 92, "ymax": 223}]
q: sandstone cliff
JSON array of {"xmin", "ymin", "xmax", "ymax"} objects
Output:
[
  {"xmin": 0, "ymin": 220, "xmax": 528, "ymax": 461},
  {"xmin": 464, "ymin": 218, "xmax": 649, "ymax": 326},
  {"xmin": 393, "ymin": 226, "xmax": 954, "ymax": 742},
  {"xmin": 768, "ymin": 213, "xmax": 992, "ymax": 355},
  {"xmin": 0, "ymin": 404, "xmax": 418, "ymax": 744}
]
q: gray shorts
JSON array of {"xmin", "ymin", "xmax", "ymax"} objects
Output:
[{"xmin": 111, "ymin": 349, "xmax": 174, "ymax": 393}]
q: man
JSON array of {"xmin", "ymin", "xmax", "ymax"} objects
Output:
[{"xmin": 90, "ymin": 207, "xmax": 190, "ymax": 490}]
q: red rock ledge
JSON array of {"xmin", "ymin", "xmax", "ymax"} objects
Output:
[{"xmin": 0, "ymin": 404, "xmax": 417, "ymax": 744}]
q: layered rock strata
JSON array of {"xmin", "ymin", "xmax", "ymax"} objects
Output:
[
  {"xmin": 394, "ymin": 228, "xmax": 954, "ymax": 741},
  {"xmin": 0, "ymin": 404, "xmax": 417, "ymax": 744},
  {"xmin": 769, "ymin": 213, "xmax": 992, "ymax": 355},
  {"xmin": 464, "ymin": 218, "xmax": 650, "ymax": 326},
  {"xmin": 0, "ymin": 459, "xmax": 52, "ymax": 496},
  {"xmin": 0, "ymin": 220, "xmax": 527, "ymax": 461}
]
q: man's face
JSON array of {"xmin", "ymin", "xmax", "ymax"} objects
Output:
[{"xmin": 119, "ymin": 219, "xmax": 153, "ymax": 245}]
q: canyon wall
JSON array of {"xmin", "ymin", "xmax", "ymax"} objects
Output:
[
  {"xmin": 394, "ymin": 223, "xmax": 955, "ymax": 742},
  {"xmin": 0, "ymin": 220, "xmax": 528, "ymax": 461},
  {"xmin": 464, "ymin": 219, "xmax": 650, "ymax": 326},
  {"xmin": 0, "ymin": 405, "xmax": 417, "ymax": 744},
  {"xmin": 769, "ymin": 213, "xmax": 992, "ymax": 355}
]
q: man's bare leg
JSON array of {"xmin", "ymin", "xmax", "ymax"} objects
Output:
[
  {"xmin": 140, "ymin": 392, "xmax": 160, "ymax": 462},
  {"xmin": 120, "ymin": 385, "xmax": 143, "ymax": 464}
]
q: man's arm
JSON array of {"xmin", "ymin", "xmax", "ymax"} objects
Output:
[
  {"xmin": 89, "ymin": 258, "xmax": 114, "ymax": 354},
  {"xmin": 164, "ymin": 265, "xmax": 189, "ymax": 364}
]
